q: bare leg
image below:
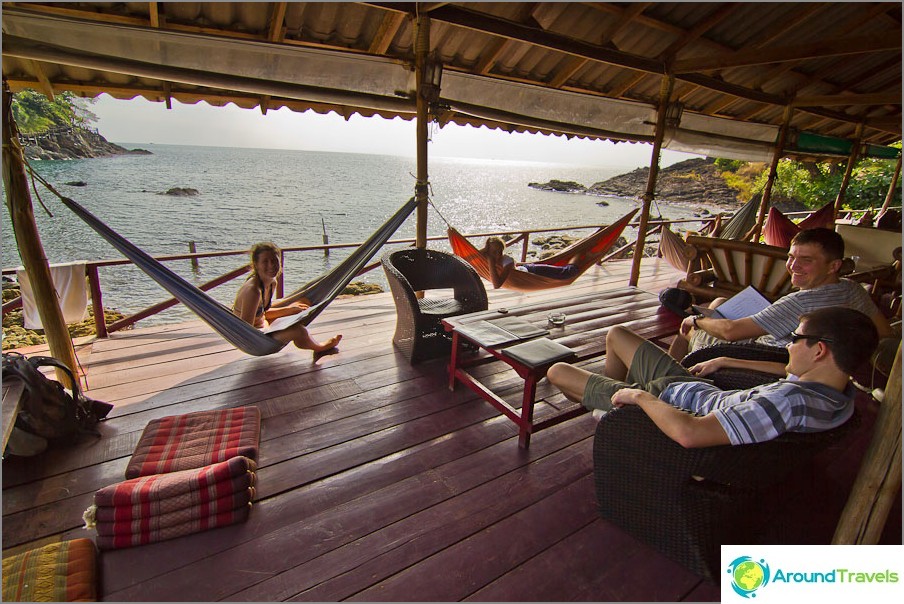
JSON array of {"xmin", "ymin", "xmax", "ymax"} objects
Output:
[
  {"xmin": 547, "ymin": 362, "xmax": 594, "ymax": 404},
  {"xmin": 604, "ymin": 326, "xmax": 648, "ymax": 380},
  {"xmin": 272, "ymin": 324, "xmax": 342, "ymax": 354}
]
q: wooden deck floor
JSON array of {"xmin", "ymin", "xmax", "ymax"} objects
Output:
[{"xmin": 0, "ymin": 259, "xmax": 746, "ymax": 600}]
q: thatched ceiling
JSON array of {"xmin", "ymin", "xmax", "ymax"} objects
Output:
[{"xmin": 2, "ymin": 2, "xmax": 901, "ymax": 159}]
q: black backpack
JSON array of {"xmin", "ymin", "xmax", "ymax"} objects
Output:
[{"xmin": 2, "ymin": 351, "xmax": 112, "ymax": 445}]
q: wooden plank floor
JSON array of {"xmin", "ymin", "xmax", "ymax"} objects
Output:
[{"xmin": 2, "ymin": 258, "xmax": 720, "ymax": 601}]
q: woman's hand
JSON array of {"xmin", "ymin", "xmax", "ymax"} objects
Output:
[{"xmin": 687, "ymin": 357, "xmax": 727, "ymax": 377}]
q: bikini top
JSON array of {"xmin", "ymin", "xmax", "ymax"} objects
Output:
[{"xmin": 255, "ymin": 281, "xmax": 274, "ymax": 318}]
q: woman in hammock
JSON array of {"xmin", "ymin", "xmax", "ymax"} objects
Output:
[
  {"xmin": 479, "ymin": 236, "xmax": 583, "ymax": 289},
  {"xmin": 233, "ymin": 242, "xmax": 342, "ymax": 355}
]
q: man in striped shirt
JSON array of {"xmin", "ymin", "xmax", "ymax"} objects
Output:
[
  {"xmin": 668, "ymin": 228, "xmax": 892, "ymax": 360},
  {"xmin": 546, "ymin": 307, "xmax": 878, "ymax": 446}
]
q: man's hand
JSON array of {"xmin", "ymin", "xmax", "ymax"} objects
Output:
[
  {"xmin": 678, "ymin": 315, "xmax": 697, "ymax": 338},
  {"xmin": 688, "ymin": 357, "xmax": 727, "ymax": 377},
  {"xmin": 611, "ymin": 388, "xmax": 646, "ymax": 408}
]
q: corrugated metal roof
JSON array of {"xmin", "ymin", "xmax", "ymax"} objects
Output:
[{"xmin": 2, "ymin": 2, "xmax": 900, "ymax": 155}]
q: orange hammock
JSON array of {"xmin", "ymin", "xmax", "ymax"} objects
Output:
[
  {"xmin": 763, "ymin": 201, "xmax": 836, "ymax": 248},
  {"xmin": 447, "ymin": 209, "xmax": 637, "ymax": 292}
]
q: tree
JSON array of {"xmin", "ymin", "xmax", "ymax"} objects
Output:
[{"xmin": 10, "ymin": 90, "xmax": 98, "ymax": 134}]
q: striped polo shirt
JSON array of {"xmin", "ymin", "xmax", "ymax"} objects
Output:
[
  {"xmin": 750, "ymin": 279, "xmax": 879, "ymax": 347},
  {"xmin": 660, "ymin": 376, "xmax": 855, "ymax": 445}
]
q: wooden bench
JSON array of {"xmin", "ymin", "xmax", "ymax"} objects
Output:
[{"xmin": 677, "ymin": 235, "xmax": 793, "ymax": 303}]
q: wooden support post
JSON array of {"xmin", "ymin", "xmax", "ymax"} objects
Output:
[
  {"xmin": 752, "ymin": 105, "xmax": 793, "ymax": 242},
  {"xmin": 1, "ymin": 83, "xmax": 78, "ymax": 387},
  {"xmin": 833, "ymin": 341, "xmax": 902, "ymax": 544},
  {"xmin": 834, "ymin": 123, "xmax": 864, "ymax": 219},
  {"xmin": 188, "ymin": 241, "xmax": 200, "ymax": 270},
  {"xmin": 87, "ymin": 264, "xmax": 107, "ymax": 338},
  {"xmin": 414, "ymin": 13, "xmax": 430, "ymax": 250},
  {"xmin": 629, "ymin": 76, "xmax": 673, "ymax": 286},
  {"xmin": 880, "ymin": 155, "xmax": 902, "ymax": 215}
]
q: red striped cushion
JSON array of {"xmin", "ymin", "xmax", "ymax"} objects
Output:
[
  {"xmin": 95, "ymin": 456, "xmax": 256, "ymax": 507},
  {"xmin": 125, "ymin": 407, "xmax": 260, "ymax": 479},
  {"xmin": 94, "ymin": 504, "xmax": 252, "ymax": 550},
  {"xmin": 2, "ymin": 539, "xmax": 97, "ymax": 601}
]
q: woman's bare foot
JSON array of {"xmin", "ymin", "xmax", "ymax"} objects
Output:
[{"xmin": 310, "ymin": 334, "xmax": 342, "ymax": 353}]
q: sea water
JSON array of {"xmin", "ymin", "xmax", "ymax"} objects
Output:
[{"xmin": 1, "ymin": 144, "xmax": 712, "ymax": 325}]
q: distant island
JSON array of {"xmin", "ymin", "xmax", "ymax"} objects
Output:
[{"xmin": 529, "ymin": 157, "xmax": 744, "ymax": 209}]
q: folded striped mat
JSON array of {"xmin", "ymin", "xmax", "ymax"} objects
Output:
[
  {"xmin": 87, "ymin": 456, "xmax": 256, "ymax": 550},
  {"xmin": 125, "ymin": 406, "xmax": 260, "ymax": 479},
  {"xmin": 2, "ymin": 539, "xmax": 97, "ymax": 602}
]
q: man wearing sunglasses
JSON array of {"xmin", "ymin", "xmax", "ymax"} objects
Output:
[
  {"xmin": 668, "ymin": 228, "xmax": 891, "ymax": 360},
  {"xmin": 547, "ymin": 307, "xmax": 878, "ymax": 446}
]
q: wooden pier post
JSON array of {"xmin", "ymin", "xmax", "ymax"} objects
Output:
[
  {"xmin": 188, "ymin": 241, "xmax": 200, "ymax": 270},
  {"xmin": 2, "ymin": 83, "xmax": 78, "ymax": 388},
  {"xmin": 414, "ymin": 12, "xmax": 430, "ymax": 250}
]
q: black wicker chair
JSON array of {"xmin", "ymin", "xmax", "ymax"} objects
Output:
[
  {"xmin": 681, "ymin": 341, "xmax": 790, "ymax": 390},
  {"xmin": 593, "ymin": 405, "xmax": 859, "ymax": 582},
  {"xmin": 382, "ymin": 248, "xmax": 488, "ymax": 364}
]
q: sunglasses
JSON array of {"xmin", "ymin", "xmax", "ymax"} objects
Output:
[{"xmin": 790, "ymin": 331, "xmax": 835, "ymax": 345}]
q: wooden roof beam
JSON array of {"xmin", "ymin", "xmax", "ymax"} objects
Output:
[
  {"xmin": 599, "ymin": 2, "xmax": 651, "ymax": 45},
  {"xmin": 27, "ymin": 59, "xmax": 55, "ymax": 100},
  {"xmin": 475, "ymin": 37, "xmax": 513, "ymax": 75},
  {"xmin": 673, "ymin": 31, "xmax": 902, "ymax": 73},
  {"xmin": 148, "ymin": 2, "xmax": 160, "ymax": 28},
  {"xmin": 792, "ymin": 92, "xmax": 902, "ymax": 108},
  {"xmin": 748, "ymin": 2, "xmax": 895, "ymax": 90},
  {"xmin": 268, "ymin": 2, "xmax": 287, "ymax": 42},
  {"xmin": 657, "ymin": 2, "xmax": 739, "ymax": 61},
  {"xmin": 368, "ymin": 10, "xmax": 407, "ymax": 54}
]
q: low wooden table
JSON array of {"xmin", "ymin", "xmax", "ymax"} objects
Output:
[
  {"xmin": 2, "ymin": 379, "xmax": 26, "ymax": 455},
  {"xmin": 442, "ymin": 287, "xmax": 681, "ymax": 448}
]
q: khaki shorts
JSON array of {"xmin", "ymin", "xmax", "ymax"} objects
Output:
[
  {"xmin": 689, "ymin": 329, "xmax": 755, "ymax": 353},
  {"xmin": 583, "ymin": 340, "xmax": 709, "ymax": 412}
]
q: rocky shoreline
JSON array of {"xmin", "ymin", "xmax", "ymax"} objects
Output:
[
  {"xmin": 529, "ymin": 157, "xmax": 746, "ymax": 211},
  {"xmin": 21, "ymin": 127, "xmax": 151, "ymax": 161}
]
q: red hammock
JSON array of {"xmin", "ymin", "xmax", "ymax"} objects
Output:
[
  {"xmin": 447, "ymin": 209, "xmax": 637, "ymax": 292},
  {"xmin": 763, "ymin": 201, "xmax": 836, "ymax": 248}
]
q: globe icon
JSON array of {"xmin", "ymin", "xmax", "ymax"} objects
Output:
[
  {"xmin": 734, "ymin": 560, "xmax": 765, "ymax": 591},
  {"xmin": 727, "ymin": 557, "xmax": 770, "ymax": 598}
]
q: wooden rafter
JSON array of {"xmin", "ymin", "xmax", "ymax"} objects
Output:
[
  {"xmin": 148, "ymin": 1, "xmax": 159, "ymax": 28},
  {"xmin": 792, "ymin": 92, "xmax": 902, "ymax": 108},
  {"xmin": 27, "ymin": 59, "xmax": 54, "ymax": 100},
  {"xmin": 657, "ymin": 2, "xmax": 739, "ymax": 62},
  {"xmin": 673, "ymin": 30, "xmax": 901, "ymax": 73},
  {"xmin": 268, "ymin": 2, "xmax": 287, "ymax": 42},
  {"xmin": 368, "ymin": 10, "xmax": 406, "ymax": 54}
]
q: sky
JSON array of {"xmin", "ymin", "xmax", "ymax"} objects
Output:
[{"xmin": 89, "ymin": 94, "xmax": 700, "ymax": 169}]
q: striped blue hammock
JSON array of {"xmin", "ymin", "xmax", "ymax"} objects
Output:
[{"xmin": 57, "ymin": 195, "xmax": 418, "ymax": 356}]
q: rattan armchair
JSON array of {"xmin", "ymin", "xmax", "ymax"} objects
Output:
[
  {"xmin": 593, "ymin": 404, "xmax": 859, "ymax": 582},
  {"xmin": 680, "ymin": 341, "xmax": 789, "ymax": 390},
  {"xmin": 382, "ymin": 248, "xmax": 488, "ymax": 364}
]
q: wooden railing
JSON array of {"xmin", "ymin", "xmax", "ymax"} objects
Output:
[{"xmin": 3, "ymin": 206, "xmax": 897, "ymax": 338}]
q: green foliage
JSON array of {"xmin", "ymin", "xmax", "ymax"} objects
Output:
[
  {"xmin": 10, "ymin": 90, "xmax": 97, "ymax": 135},
  {"xmin": 749, "ymin": 156, "xmax": 902, "ymax": 210},
  {"xmin": 714, "ymin": 158, "xmax": 745, "ymax": 172}
]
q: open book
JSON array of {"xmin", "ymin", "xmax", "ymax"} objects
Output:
[
  {"xmin": 454, "ymin": 316, "xmax": 549, "ymax": 348},
  {"xmin": 692, "ymin": 285, "xmax": 771, "ymax": 320}
]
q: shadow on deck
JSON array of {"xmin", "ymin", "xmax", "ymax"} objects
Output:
[{"xmin": 3, "ymin": 258, "xmax": 892, "ymax": 601}]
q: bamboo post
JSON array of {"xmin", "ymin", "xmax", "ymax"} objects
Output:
[
  {"xmin": 629, "ymin": 75, "xmax": 673, "ymax": 286},
  {"xmin": 414, "ymin": 12, "xmax": 430, "ymax": 250},
  {"xmin": 751, "ymin": 105, "xmax": 793, "ymax": 242},
  {"xmin": 2, "ymin": 83, "xmax": 78, "ymax": 388},
  {"xmin": 834, "ymin": 123, "xmax": 864, "ymax": 219},
  {"xmin": 188, "ymin": 241, "xmax": 199, "ymax": 270},
  {"xmin": 832, "ymin": 341, "xmax": 902, "ymax": 544},
  {"xmin": 879, "ymin": 155, "xmax": 902, "ymax": 215}
]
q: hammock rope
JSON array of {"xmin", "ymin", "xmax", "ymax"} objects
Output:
[
  {"xmin": 27, "ymin": 166, "xmax": 417, "ymax": 356},
  {"xmin": 445, "ymin": 209, "xmax": 638, "ymax": 292}
]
